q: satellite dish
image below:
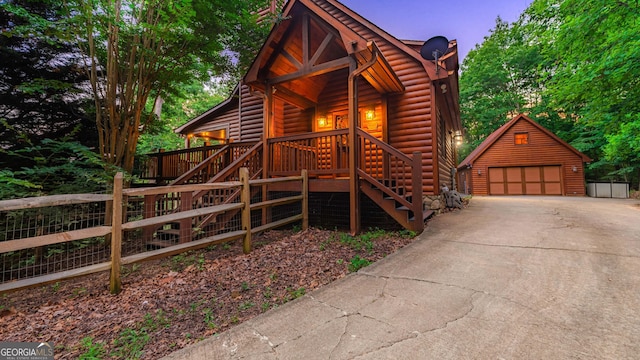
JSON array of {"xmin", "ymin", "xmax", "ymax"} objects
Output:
[{"xmin": 420, "ymin": 36, "xmax": 449, "ymax": 61}]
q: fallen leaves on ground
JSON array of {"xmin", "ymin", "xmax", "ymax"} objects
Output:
[{"xmin": 0, "ymin": 227, "xmax": 420, "ymax": 359}]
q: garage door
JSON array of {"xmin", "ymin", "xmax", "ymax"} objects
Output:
[{"xmin": 488, "ymin": 166, "xmax": 562, "ymax": 195}]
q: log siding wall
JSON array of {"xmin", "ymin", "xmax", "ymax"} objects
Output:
[
  {"xmin": 238, "ymin": 85, "xmax": 264, "ymax": 142},
  {"xmin": 319, "ymin": 0, "xmax": 438, "ymax": 194}
]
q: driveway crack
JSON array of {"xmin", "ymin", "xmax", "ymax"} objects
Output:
[{"xmin": 441, "ymin": 239, "xmax": 640, "ymax": 259}]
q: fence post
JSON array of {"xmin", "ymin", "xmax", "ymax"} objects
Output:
[
  {"xmin": 110, "ymin": 172, "xmax": 124, "ymax": 294},
  {"xmin": 240, "ymin": 167, "xmax": 252, "ymax": 254},
  {"xmin": 301, "ymin": 169, "xmax": 309, "ymax": 230},
  {"xmin": 411, "ymin": 151, "xmax": 424, "ymax": 232},
  {"xmin": 179, "ymin": 190, "xmax": 192, "ymax": 243}
]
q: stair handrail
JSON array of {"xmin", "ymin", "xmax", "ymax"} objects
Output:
[
  {"xmin": 169, "ymin": 145, "xmax": 231, "ymax": 186},
  {"xmin": 356, "ymin": 128, "xmax": 423, "ymax": 222},
  {"xmin": 145, "ymin": 141, "xmax": 262, "ymax": 243},
  {"xmin": 191, "ymin": 141, "xmax": 263, "ymax": 232},
  {"xmin": 193, "ymin": 140, "xmax": 263, "ymax": 196}
]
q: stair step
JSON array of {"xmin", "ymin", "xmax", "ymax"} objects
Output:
[
  {"xmin": 156, "ymin": 228, "xmax": 180, "ymax": 241},
  {"xmin": 158, "ymin": 228, "xmax": 180, "ymax": 235},
  {"xmin": 409, "ymin": 209, "xmax": 435, "ymax": 222},
  {"xmin": 146, "ymin": 239, "xmax": 178, "ymax": 250},
  {"xmin": 423, "ymin": 209, "xmax": 435, "ymax": 220}
]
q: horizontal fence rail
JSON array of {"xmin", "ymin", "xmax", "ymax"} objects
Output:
[{"xmin": 0, "ymin": 168, "xmax": 308, "ymax": 294}]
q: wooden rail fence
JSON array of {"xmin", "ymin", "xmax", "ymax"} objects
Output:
[{"xmin": 0, "ymin": 168, "xmax": 308, "ymax": 294}]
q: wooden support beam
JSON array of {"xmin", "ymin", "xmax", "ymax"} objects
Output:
[
  {"xmin": 268, "ymin": 57, "xmax": 351, "ymax": 85},
  {"xmin": 348, "ymin": 58, "xmax": 360, "ymax": 235}
]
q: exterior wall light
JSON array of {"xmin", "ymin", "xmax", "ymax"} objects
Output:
[
  {"xmin": 454, "ymin": 130, "xmax": 463, "ymax": 146},
  {"xmin": 318, "ymin": 116, "xmax": 327, "ymax": 128},
  {"xmin": 365, "ymin": 109, "xmax": 375, "ymax": 121}
]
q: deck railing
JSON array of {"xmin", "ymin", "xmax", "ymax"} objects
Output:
[
  {"xmin": 268, "ymin": 129, "xmax": 349, "ymax": 177},
  {"xmin": 170, "ymin": 142, "xmax": 258, "ymax": 186},
  {"xmin": 136, "ymin": 145, "xmax": 223, "ymax": 181},
  {"xmin": 136, "ymin": 142, "xmax": 257, "ymax": 183}
]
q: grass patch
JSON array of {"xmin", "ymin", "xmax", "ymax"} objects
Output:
[
  {"xmin": 169, "ymin": 251, "xmax": 205, "ymax": 272},
  {"xmin": 78, "ymin": 337, "xmax": 106, "ymax": 359},
  {"xmin": 348, "ymin": 255, "xmax": 371, "ymax": 272},
  {"xmin": 110, "ymin": 310, "xmax": 170, "ymax": 359}
]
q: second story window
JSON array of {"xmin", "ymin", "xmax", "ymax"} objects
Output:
[{"xmin": 515, "ymin": 133, "xmax": 529, "ymax": 145}]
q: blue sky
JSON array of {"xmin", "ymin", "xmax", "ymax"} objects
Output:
[{"xmin": 340, "ymin": 0, "xmax": 533, "ymax": 62}]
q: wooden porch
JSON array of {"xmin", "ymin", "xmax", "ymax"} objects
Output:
[{"xmin": 137, "ymin": 128, "xmax": 428, "ymax": 233}]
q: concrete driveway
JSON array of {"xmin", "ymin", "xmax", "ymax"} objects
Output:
[{"xmin": 163, "ymin": 196, "xmax": 640, "ymax": 360}]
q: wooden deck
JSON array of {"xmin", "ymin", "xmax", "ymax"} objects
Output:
[{"xmin": 138, "ymin": 128, "xmax": 425, "ymax": 232}]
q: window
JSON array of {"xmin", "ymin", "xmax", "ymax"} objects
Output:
[{"xmin": 515, "ymin": 133, "xmax": 529, "ymax": 145}]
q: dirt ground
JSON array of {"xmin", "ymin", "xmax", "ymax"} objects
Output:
[{"xmin": 0, "ymin": 226, "xmax": 424, "ymax": 359}]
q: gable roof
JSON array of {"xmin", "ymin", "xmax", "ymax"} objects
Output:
[
  {"xmin": 244, "ymin": 0, "xmax": 451, "ymax": 91},
  {"xmin": 458, "ymin": 113, "xmax": 591, "ymax": 169},
  {"xmin": 244, "ymin": 0, "xmax": 406, "ymax": 102},
  {"xmin": 328, "ymin": 0, "xmax": 451, "ymax": 80},
  {"xmin": 174, "ymin": 84, "xmax": 239, "ymax": 135}
]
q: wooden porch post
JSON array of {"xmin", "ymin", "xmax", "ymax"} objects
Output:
[
  {"xmin": 348, "ymin": 58, "xmax": 360, "ymax": 235},
  {"xmin": 263, "ymin": 83, "xmax": 274, "ymax": 177},
  {"xmin": 263, "ymin": 84, "xmax": 274, "ymax": 226},
  {"xmin": 382, "ymin": 96, "xmax": 390, "ymax": 180}
]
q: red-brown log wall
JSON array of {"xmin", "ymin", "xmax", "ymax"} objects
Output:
[
  {"xmin": 189, "ymin": 106, "xmax": 238, "ymax": 141},
  {"xmin": 318, "ymin": 0, "xmax": 437, "ymax": 194},
  {"xmin": 238, "ymin": 84, "xmax": 265, "ymax": 142},
  {"xmin": 437, "ymin": 110, "xmax": 458, "ymax": 190},
  {"xmin": 470, "ymin": 120, "xmax": 586, "ymax": 195}
]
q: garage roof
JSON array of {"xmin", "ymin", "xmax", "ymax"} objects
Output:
[{"xmin": 458, "ymin": 113, "xmax": 592, "ymax": 169}]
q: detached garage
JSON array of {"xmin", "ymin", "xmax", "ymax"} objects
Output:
[{"xmin": 457, "ymin": 114, "xmax": 591, "ymax": 196}]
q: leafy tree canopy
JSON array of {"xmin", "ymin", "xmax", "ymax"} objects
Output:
[
  {"xmin": 459, "ymin": 0, "xmax": 640, "ymax": 188},
  {"xmin": 59, "ymin": 0, "xmax": 270, "ymax": 173}
]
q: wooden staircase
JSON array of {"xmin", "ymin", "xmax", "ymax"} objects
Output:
[
  {"xmin": 359, "ymin": 179, "xmax": 433, "ymax": 232},
  {"xmin": 148, "ymin": 141, "xmax": 264, "ymax": 248},
  {"xmin": 356, "ymin": 129, "xmax": 428, "ymax": 233}
]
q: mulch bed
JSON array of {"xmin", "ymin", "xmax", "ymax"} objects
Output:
[{"xmin": 0, "ymin": 227, "xmax": 421, "ymax": 359}]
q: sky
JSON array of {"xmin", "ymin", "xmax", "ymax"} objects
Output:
[{"xmin": 340, "ymin": 0, "xmax": 533, "ymax": 62}]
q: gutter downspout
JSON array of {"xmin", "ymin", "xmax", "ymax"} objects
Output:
[{"xmin": 347, "ymin": 42, "xmax": 379, "ymax": 235}]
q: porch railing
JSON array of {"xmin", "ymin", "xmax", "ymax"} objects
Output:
[
  {"xmin": 170, "ymin": 142, "xmax": 258, "ymax": 186},
  {"xmin": 267, "ymin": 128, "xmax": 423, "ymax": 231},
  {"xmin": 268, "ymin": 129, "xmax": 349, "ymax": 177},
  {"xmin": 137, "ymin": 142, "xmax": 257, "ymax": 183},
  {"xmin": 137, "ymin": 145, "xmax": 223, "ymax": 181}
]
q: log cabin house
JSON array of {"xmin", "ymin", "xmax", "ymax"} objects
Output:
[
  {"xmin": 140, "ymin": 0, "xmax": 462, "ymax": 235},
  {"xmin": 457, "ymin": 114, "xmax": 591, "ymax": 196}
]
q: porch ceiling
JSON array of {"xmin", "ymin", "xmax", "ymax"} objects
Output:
[{"xmin": 244, "ymin": 2, "xmax": 404, "ymax": 108}]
